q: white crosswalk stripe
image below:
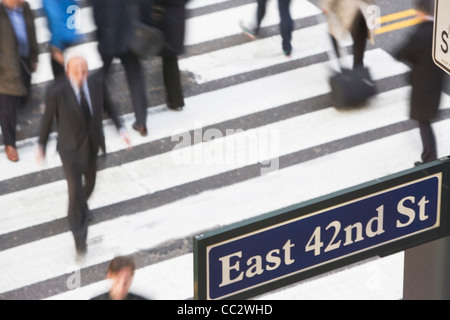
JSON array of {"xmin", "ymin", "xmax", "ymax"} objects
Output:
[{"xmin": 1, "ymin": 0, "xmax": 448, "ymax": 300}]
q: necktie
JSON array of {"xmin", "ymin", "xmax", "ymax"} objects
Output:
[{"xmin": 79, "ymin": 88, "xmax": 92, "ymax": 125}]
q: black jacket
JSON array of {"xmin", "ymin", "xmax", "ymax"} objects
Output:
[
  {"xmin": 92, "ymin": 0, "xmax": 138, "ymax": 57},
  {"xmin": 91, "ymin": 292, "xmax": 147, "ymax": 300},
  {"xmin": 38, "ymin": 73, "xmax": 122, "ymax": 164},
  {"xmin": 141, "ymin": 0, "xmax": 189, "ymax": 56},
  {"xmin": 395, "ymin": 21, "xmax": 446, "ymax": 122}
]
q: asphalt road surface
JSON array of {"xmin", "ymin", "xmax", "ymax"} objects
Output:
[{"xmin": 0, "ymin": 0, "xmax": 448, "ymax": 300}]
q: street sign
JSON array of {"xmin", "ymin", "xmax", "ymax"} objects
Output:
[
  {"xmin": 194, "ymin": 158, "xmax": 450, "ymax": 300},
  {"xmin": 433, "ymin": 0, "xmax": 450, "ymax": 74}
]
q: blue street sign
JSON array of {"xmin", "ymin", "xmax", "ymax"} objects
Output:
[{"xmin": 194, "ymin": 159, "xmax": 450, "ymax": 300}]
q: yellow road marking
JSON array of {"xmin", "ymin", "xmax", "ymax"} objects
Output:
[
  {"xmin": 377, "ymin": 9, "xmax": 418, "ymax": 24},
  {"xmin": 375, "ymin": 17, "xmax": 424, "ymax": 35},
  {"xmin": 375, "ymin": 9, "xmax": 425, "ymax": 35}
]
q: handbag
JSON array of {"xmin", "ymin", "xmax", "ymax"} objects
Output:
[
  {"xmin": 329, "ymin": 66, "xmax": 376, "ymax": 108},
  {"xmin": 128, "ymin": 2, "xmax": 165, "ymax": 59},
  {"xmin": 129, "ymin": 22, "xmax": 164, "ymax": 59}
]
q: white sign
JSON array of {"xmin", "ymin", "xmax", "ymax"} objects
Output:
[{"xmin": 434, "ymin": 0, "xmax": 450, "ymax": 74}]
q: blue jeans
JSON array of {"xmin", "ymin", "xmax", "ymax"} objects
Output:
[{"xmin": 256, "ymin": 0, "xmax": 293, "ymax": 52}]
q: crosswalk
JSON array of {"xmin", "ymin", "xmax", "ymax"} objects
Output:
[{"xmin": 1, "ymin": 0, "xmax": 449, "ymax": 300}]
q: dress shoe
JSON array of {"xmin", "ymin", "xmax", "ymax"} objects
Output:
[
  {"xmin": 167, "ymin": 104, "xmax": 184, "ymax": 111},
  {"xmin": 166, "ymin": 96, "xmax": 184, "ymax": 111},
  {"xmin": 132, "ymin": 122, "xmax": 148, "ymax": 136},
  {"xmin": 75, "ymin": 239, "xmax": 87, "ymax": 257},
  {"xmin": 5, "ymin": 145, "xmax": 19, "ymax": 162}
]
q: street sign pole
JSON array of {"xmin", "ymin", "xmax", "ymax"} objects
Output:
[{"xmin": 403, "ymin": 236, "xmax": 450, "ymax": 300}]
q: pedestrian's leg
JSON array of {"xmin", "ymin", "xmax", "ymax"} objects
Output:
[
  {"xmin": 278, "ymin": 0, "xmax": 293, "ymax": 55},
  {"xmin": 0, "ymin": 94, "xmax": 18, "ymax": 148},
  {"xmin": 162, "ymin": 55, "xmax": 185, "ymax": 110},
  {"xmin": 83, "ymin": 146, "xmax": 98, "ymax": 201},
  {"xmin": 20, "ymin": 59, "xmax": 32, "ymax": 107},
  {"xmin": 418, "ymin": 121, "xmax": 437, "ymax": 163},
  {"xmin": 350, "ymin": 11, "xmax": 368, "ymax": 69},
  {"xmin": 51, "ymin": 57, "xmax": 66, "ymax": 79},
  {"xmin": 256, "ymin": 0, "xmax": 268, "ymax": 34},
  {"xmin": 121, "ymin": 52, "xmax": 148, "ymax": 129},
  {"xmin": 101, "ymin": 54, "xmax": 114, "ymax": 77},
  {"xmin": 63, "ymin": 163, "xmax": 89, "ymax": 254}
]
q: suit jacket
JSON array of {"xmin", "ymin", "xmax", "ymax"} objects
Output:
[
  {"xmin": 38, "ymin": 73, "xmax": 123, "ymax": 165},
  {"xmin": 395, "ymin": 21, "xmax": 445, "ymax": 122},
  {"xmin": 0, "ymin": 2, "xmax": 38, "ymax": 96}
]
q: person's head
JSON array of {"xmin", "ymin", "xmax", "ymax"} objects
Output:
[
  {"xmin": 2, "ymin": 0, "xmax": 25, "ymax": 9},
  {"xmin": 106, "ymin": 256, "xmax": 136, "ymax": 300},
  {"xmin": 66, "ymin": 56, "xmax": 89, "ymax": 88},
  {"xmin": 416, "ymin": 0, "xmax": 434, "ymax": 16}
]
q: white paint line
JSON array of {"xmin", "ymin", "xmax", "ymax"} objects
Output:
[
  {"xmin": 186, "ymin": 0, "xmax": 234, "ymax": 10},
  {"xmin": 184, "ymin": 0, "xmax": 322, "ymax": 46}
]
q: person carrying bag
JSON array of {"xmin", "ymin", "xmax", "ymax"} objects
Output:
[{"xmin": 321, "ymin": 0, "xmax": 377, "ymax": 108}]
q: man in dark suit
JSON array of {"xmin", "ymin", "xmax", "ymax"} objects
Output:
[
  {"xmin": 395, "ymin": 0, "xmax": 445, "ymax": 165},
  {"xmin": 37, "ymin": 56, "xmax": 131, "ymax": 256}
]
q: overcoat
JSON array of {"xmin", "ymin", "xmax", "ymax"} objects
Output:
[
  {"xmin": 141, "ymin": 0, "xmax": 189, "ymax": 56},
  {"xmin": 320, "ymin": 0, "xmax": 375, "ymax": 44},
  {"xmin": 0, "ymin": 2, "xmax": 38, "ymax": 96}
]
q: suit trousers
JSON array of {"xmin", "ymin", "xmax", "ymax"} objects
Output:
[
  {"xmin": 102, "ymin": 51, "xmax": 148, "ymax": 127},
  {"xmin": 256, "ymin": 0, "xmax": 293, "ymax": 52},
  {"xmin": 62, "ymin": 142, "xmax": 97, "ymax": 251},
  {"xmin": 51, "ymin": 57, "xmax": 66, "ymax": 79},
  {"xmin": 0, "ymin": 93, "xmax": 20, "ymax": 147},
  {"xmin": 162, "ymin": 55, "xmax": 185, "ymax": 108},
  {"xmin": 418, "ymin": 121, "xmax": 437, "ymax": 163}
]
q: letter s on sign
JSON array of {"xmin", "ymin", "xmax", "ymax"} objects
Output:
[
  {"xmin": 441, "ymin": 31, "xmax": 449, "ymax": 54},
  {"xmin": 396, "ymin": 196, "xmax": 416, "ymax": 228}
]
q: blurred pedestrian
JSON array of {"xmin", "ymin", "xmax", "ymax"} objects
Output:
[
  {"xmin": 37, "ymin": 56, "xmax": 131, "ymax": 256},
  {"xmin": 91, "ymin": 255, "xmax": 147, "ymax": 300},
  {"xmin": 92, "ymin": 0, "xmax": 150, "ymax": 136},
  {"xmin": 0, "ymin": 0, "xmax": 38, "ymax": 162},
  {"xmin": 241, "ymin": 0, "xmax": 293, "ymax": 57},
  {"xmin": 42, "ymin": 0, "xmax": 81, "ymax": 79},
  {"xmin": 320, "ymin": 0, "xmax": 375, "ymax": 69},
  {"xmin": 142, "ymin": 0, "xmax": 189, "ymax": 111},
  {"xmin": 395, "ymin": 0, "xmax": 445, "ymax": 165}
]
